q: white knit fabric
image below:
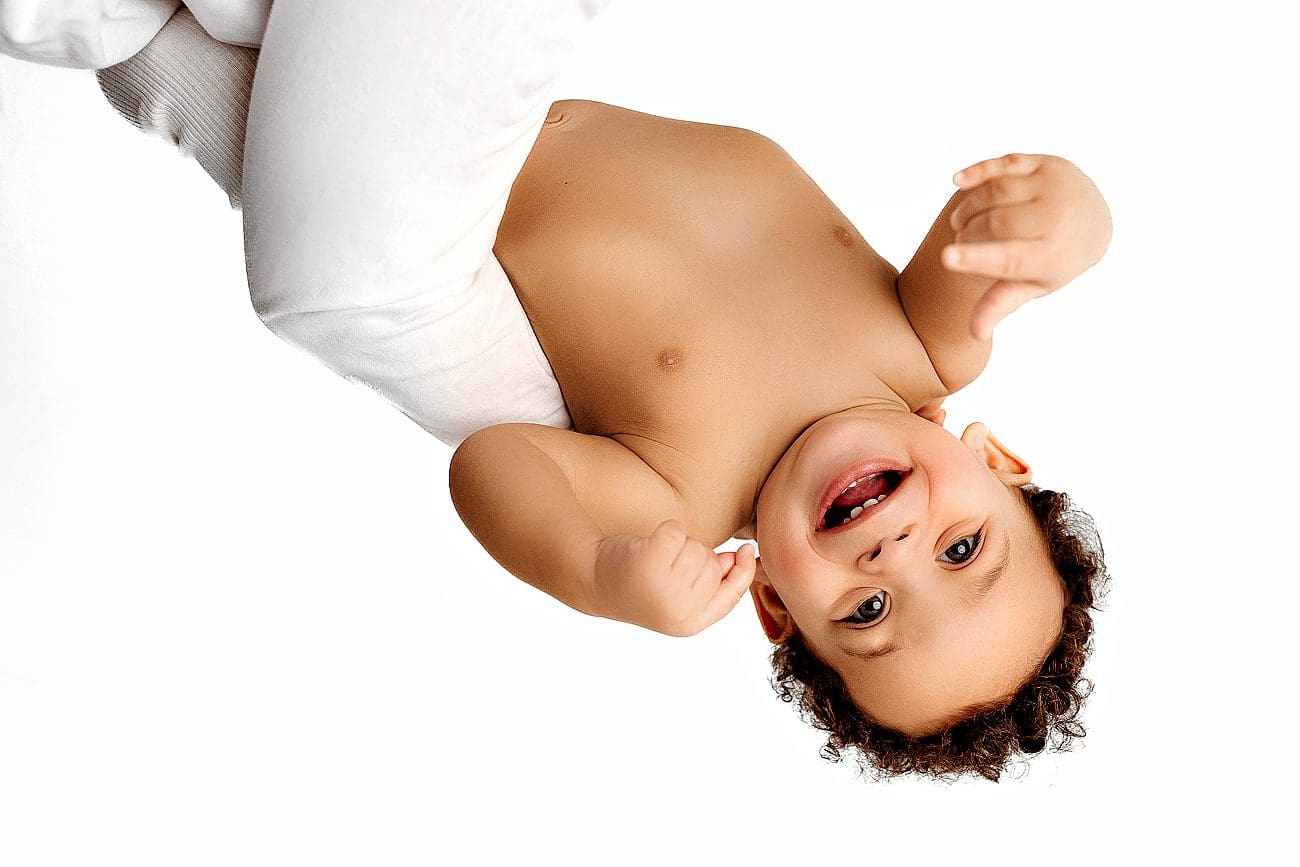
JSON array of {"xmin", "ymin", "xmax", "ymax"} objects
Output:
[{"xmin": 96, "ymin": 8, "xmax": 254, "ymax": 209}]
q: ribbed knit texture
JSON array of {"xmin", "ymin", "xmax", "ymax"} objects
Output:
[{"xmin": 94, "ymin": 7, "xmax": 255, "ymax": 210}]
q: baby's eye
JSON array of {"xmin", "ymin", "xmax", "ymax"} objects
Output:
[
  {"xmin": 938, "ymin": 530, "xmax": 984, "ymax": 564},
  {"xmin": 846, "ymin": 590, "xmax": 889, "ymax": 625}
]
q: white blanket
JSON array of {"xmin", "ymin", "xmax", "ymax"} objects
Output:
[{"xmin": 0, "ymin": 0, "xmax": 270, "ymax": 68}]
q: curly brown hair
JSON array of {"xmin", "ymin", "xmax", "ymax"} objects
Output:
[{"xmin": 770, "ymin": 484, "xmax": 1108, "ymax": 782}]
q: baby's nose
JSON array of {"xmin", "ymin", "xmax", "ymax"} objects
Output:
[{"xmin": 859, "ymin": 531, "xmax": 911, "ymax": 569}]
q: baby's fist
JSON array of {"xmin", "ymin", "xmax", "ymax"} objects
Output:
[{"xmin": 593, "ymin": 520, "xmax": 757, "ymax": 637}]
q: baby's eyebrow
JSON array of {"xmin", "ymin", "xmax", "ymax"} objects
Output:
[
  {"xmin": 970, "ymin": 535, "xmax": 1013, "ymax": 603},
  {"xmin": 841, "ymin": 637, "xmax": 904, "ymax": 661}
]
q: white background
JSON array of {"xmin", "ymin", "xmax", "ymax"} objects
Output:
[{"xmin": 1, "ymin": 1, "xmax": 1296, "ymax": 864}]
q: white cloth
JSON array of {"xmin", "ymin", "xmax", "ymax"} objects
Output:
[
  {"xmin": 0, "ymin": 0, "xmax": 269, "ymax": 68},
  {"xmin": 241, "ymin": 0, "xmax": 602, "ymax": 446}
]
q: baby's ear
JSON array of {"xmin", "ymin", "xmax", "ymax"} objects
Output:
[
  {"xmin": 749, "ymin": 559, "xmax": 795, "ymax": 644},
  {"xmin": 960, "ymin": 422, "xmax": 1033, "ymax": 485}
]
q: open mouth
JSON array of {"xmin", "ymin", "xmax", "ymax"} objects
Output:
[{"xmin": 815, "ymin": 466, "xmax": 909, "ymax": 532}]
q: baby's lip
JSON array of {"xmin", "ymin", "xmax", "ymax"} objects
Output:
[{"xmin": 813, "ymin": 460, "xmax": 911, "ymax": 532}]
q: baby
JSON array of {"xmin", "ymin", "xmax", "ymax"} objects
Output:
[{"xmin": 6, "ymin": 1, "xmax": 1112, "ymax": 780}]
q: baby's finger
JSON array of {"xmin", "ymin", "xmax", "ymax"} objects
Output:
[
  {"xmin": 649, "ymin": 519, "xmax": 688, "ymax": 554},
  {"xmin": 701, "ymin": 544, "xmax": 757, "ymax": 626},
  {"xmin": 942, "ymin": 240, "xmax": 1044, "ymax": 282},
  {"xmin": 949, "ymin": 176, "xmax": 1038, "ymax": 233},
  {"xmin": 952, "ymin": 153, "xmax": 1043, "ymax": 189},
  {"xmin": 954, "ymin": 201, "xmax": 1047, "ymax": 245},
  {"xmin": 970, "ymin": 281, "xmax": 1050, "ymax": 340}
]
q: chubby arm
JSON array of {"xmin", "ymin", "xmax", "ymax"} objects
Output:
[
  {"xmin": 897, "ymin": 153, "xmax": 1112, "ymax": 393},
  {"xmin": 449, "ymin": 424, "xmax": 756, "ymax": 637}
]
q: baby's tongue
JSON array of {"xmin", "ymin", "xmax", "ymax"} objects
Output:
[{"xmin": 831, "ymin": 473, "xmax": 892, "ymax": 509}]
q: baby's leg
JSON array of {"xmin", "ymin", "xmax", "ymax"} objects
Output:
[
  {"xmin": 96, "ymin": 7, "xmax": 254, "ymax": 210},
  {"xmin": 243, "ymin": 0, "xmax": 607, "ymax": 446}
]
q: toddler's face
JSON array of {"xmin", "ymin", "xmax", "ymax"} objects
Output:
[{"xmin": 748, "ymin": 405, "xmax": 1066, "ymax": 735}]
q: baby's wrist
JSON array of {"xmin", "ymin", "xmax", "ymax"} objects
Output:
[
  {"xmin": 588, "ymin": 533, "xmax": 655, "ymax": 627},
  {"xmin": 585, "ymin": 534, "xmax": 620, "ymax": 620}
]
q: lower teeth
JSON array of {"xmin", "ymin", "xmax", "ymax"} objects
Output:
[{"xmin": 839, "ymin": 493, "xmax": 886, "ymax": 526}]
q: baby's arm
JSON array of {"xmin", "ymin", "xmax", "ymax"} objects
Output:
[
  {"xmin": 897, "ymin": 154, "xmax": 1112, "ymax": 393},
  {"xmin": 449, "ymin": 425, "xmax": 757, "ymax": 637}
]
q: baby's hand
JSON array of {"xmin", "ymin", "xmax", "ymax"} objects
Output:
[
  {"xmin": 593, "ymin": 520, "xmax": 757, "ymax": 637},
  {"xmin": 943, "ymin": 154, "xmax": 1112, "ymax": 340}
]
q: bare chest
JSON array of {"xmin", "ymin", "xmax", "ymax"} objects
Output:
[{"xmin": 493, "ymin": 101, "xmax": 938, "ymax": 533}]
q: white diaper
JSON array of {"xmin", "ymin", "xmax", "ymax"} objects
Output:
[
  {"xmin": 92, "ymin": 2, "xmax": 597, "ymax": 447},
  {"xmin": 242, "ymin": 0, "xmax": 603, "ymax": 447}
]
